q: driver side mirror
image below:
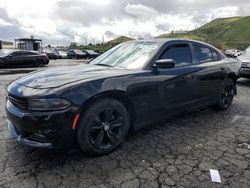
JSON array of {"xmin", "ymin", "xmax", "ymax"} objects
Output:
[
  {"xmin": 8, "ymin": 55, "xmax": 13, "ymax": 59},
  {"xmin": 153, "ymin": 59, "xmax": 176, "ymax": 69}
]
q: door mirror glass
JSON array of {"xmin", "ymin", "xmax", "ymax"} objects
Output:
[{"xmin": 154, "ymin": 59, "xmax": 176, "ymax": 69}]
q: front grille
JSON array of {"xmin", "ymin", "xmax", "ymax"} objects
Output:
[{"xmin": 8, "ymin": 95, "xmax": 28, "ymax": 111}]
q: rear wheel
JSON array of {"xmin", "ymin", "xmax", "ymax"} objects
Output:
[
  {"xmin": 33, "ymin": 60, "xmax": 44, "ymax": 67},
  {"xmin": 77, "ymin": 98, "xmax": 130, "ymax": 156},
  {"xmin": 214, "ymin": 79, "xmax": 235, "ymax": 110}
]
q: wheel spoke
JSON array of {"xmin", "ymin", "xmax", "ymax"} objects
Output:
[
  {"xmin": 95, "ymin": 116, "xmax": 102, "ymax": 125},
  {"xmin": 104, "ymin": 110, "xmax": 113, "ymax": 122},
  {"xmin": 228, "ymin": 89, "xmax": 234, "ymax": 97},
  {"xmin": 111, "ymin": 123, "xmax": 123, "ymax": 129},
  {"xmin": 110, "ymin": 116, "xmax": 123, "ymax": 128},
  {"xmin": 94, "ymin": 130, "xmax": 105, "ymax": 148},
  {"xmin": 91, "ymin": 117, "xmax": 103, "ymax": 131},
  {"xmin": 91, "ymin": 125, "xmax": 102, "ymax": 131},
  {"xmin": 221, "ymin": 95, "xmax": 226, "ymax": 104},
  {"xmin": 225, "ymin": 96, "xmax": 232, "ymax": 105},
  {"xmin": 107, "ymin": 130, "xmax": 118, "ymax": 145}
]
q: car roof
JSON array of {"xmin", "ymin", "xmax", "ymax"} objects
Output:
[
  {"xmin": 128, "ymin": 38, "xmax": 223, "ymax": 54},
  {"xmin": 7, "ymin": 49, "xmax": 37, "ymax": 53},
  {"xmin": 128, "ymin": 38, "xmax": 216, "ymax": 46}
]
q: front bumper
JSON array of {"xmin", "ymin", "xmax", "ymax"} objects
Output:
[
  {"xmin": 239, "ymin": 67, "xmax": 250, "ymax": 78},
  {"xmin": 5, "ymin": 98, "xmax": 77, "ymax": 149},
  {"xmin": 8, "ymin": 121, "xmax": 54, "ymax": 149}
]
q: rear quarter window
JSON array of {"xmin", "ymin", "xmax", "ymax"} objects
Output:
[{"xmin": 193, "ymin": 44, "xmax": 220, "ymax": 63}]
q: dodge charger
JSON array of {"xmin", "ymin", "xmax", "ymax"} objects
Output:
[{"xmin": 6, "ymin": 39, "xmax": 241, "ymax": 155}]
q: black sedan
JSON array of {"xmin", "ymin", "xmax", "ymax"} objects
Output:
[
  {"xmin": 0, "ymin": 50, "xmax": 49, "ymax": 68},
  {"xmin": 43, "ymin": 48, "xmax": 59, "ymax": 60},
  {"xmin": 67, "ymin": 50, "xmax": 86, "ymax": 59},
  {"xmin": 6, "ymin": 39, "xmax": 241, "ymax": 155},
  {"xmin": 82, "ymin": 50, "xmax": 99, "ymax": 59}
]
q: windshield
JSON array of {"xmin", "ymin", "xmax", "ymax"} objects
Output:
[
  {"xmin": 86, "ymin": 50, "xmax": 97, "ymax": 54},
  {"xmin": 75, "ymin": 50, "xmax": 85, "ymax": 54},
  {"xmin": 44, "ymin": 49, "xmax": 53, "ymax": 53},
  {"xmin": 58, "ymin": 51, "xmax": 66, "ymax": 55},
  {"xmin": 239, "ymin": 46, "xmax": 250, "ymax": 60},
  {"xmin": 89, "ymin": 41, "xmax": 161, "ymax": 69}
]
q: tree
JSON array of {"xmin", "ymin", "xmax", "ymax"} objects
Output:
[{"xmin": 69, "ymin": 42, "xmax": 77, "ymax": 48}]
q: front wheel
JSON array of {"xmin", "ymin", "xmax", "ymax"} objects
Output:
[
  {"xmin": 214, "ymin": 79, "xmax": 235, "ymax": 110},
  {"xmin": 77, "ymin": 98, "xmax": 130, "ymax": 156}
]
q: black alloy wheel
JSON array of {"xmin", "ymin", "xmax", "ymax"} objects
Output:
[
  {"xmin": 77, "ymin": 98, "xmax": 130, "ymax": 155},
  {"xmin": 215, "ymin": 79, "xmax": 235, "ymax": 110},
  {"xmin": 89, "ymin": 109, "xmax": 124, "ymax": 150},
  {"xmin": 33, "ymin": 60, "xmax": 44, "ymax": 67}
]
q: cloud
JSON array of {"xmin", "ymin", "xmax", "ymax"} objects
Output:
[
  {"xmin": 124, "ymin": 4, "xmax": 158, "ymax": 19},
  {"xmin": 0, "ymin": 0, "xmax": 250, "ymax": 45},
  {"xmin": 156, "ymin": 23, "xmax": 171, "ymax": 32},
  {"xmin": 52, "ymin": 0, "xmax": 128, "ymax": 26},
  {"xmin": 56, "ymin": 27, "xmax": 77, "ymax": 39},
  {"xmin": 104, "ymin": 30, "xmax": 117, "ymax": 38},
  {"xmin": 0, "ymin": 7, "xmax": 24, "ymax": 40}
]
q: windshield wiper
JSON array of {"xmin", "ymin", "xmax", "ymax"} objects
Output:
[{"xmin": 95, "ymin": 63, "xmax": 113, "ymax": 67}]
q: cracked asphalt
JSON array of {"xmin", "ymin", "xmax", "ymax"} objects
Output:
[{"xmin": 0, "ymin": 60, "xmax": 250, "ymax": 187}]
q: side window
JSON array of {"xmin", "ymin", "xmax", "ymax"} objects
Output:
[
  {"xmin": 12, "ymin": 52, "xmax": 22, "ymax": 57},
  {"xmin": 211, "ymin": 50, "xmax": 219, "ymax": 61},
  {"xmin": 193, "ymin": 44, "xmax": 219, "ymax": 63},
  {"xmin": 159, "ymin": 44, "xmax": 192, "ymax": 66}
]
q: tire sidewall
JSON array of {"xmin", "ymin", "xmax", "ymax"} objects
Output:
[
  {"xmin": 34, "ymin": 60, "xmax": 44, "ymax": 67},
  {"xmin": 217, "ymin": 79, "xmax": 235, "ymax": 110},
  {"xmin": 77, "ymin": 98, "xmax": 130, "ymax": 155}
]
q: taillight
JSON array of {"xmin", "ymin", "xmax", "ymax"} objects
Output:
[{"xmin": 44, "ymin": 54, "xmax": 49, "ymax": 60}]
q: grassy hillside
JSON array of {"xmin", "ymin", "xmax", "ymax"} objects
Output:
[
  {"xmin": 107, "ymin": 36, "xmax": 134, "ymax": 45},
  {"xmin": 158, "ymin": 16, "xmax": 250, "ymax": 50}
]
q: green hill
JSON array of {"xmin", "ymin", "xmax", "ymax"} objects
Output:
[
  {"xmin": 158, "ymin": 16, "xmax": 250, "ymax": 50},
  {"xmin": 107, "ymin": 36, "xmax": 134, "ymax": 45}
]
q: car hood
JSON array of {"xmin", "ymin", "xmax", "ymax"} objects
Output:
[
  {"xmin": 15, "ymin": 64, "xmax": 137, "ymax": 89},
  {"xmin": 238, "ymin": 54, "xmax": 250, "ymax": 62}
]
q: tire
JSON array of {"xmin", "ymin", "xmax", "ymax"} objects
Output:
[
  {"xmin": 33, "ymin": 60, "xmax": 44, "ymax": 67},
  {"xmin": 77, "ymin": 98, "xmax": 130, "ymax": 156},
  {"xmin": 214, "ymin": 79, "xmax": 235, "ymax": 110}
]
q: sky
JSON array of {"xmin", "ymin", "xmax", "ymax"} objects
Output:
[{"xmin": 0, "ymin": 0, "xmax": 249, "ymax": 46}]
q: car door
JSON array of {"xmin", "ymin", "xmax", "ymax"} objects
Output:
[
  {"xmin": 21, "ymin": 52, "xmax": 36, "ymax": 66},
  {"xmin": 190, "ymin": 43, "xmax": 226, "ymax": 103},
  {"xmin": 145, "ymin": 42, "xmax": 201, "ymax": 121},
  {"xmin": 5, "ymin": 52, "xmax": 23, "ymax": 67}
]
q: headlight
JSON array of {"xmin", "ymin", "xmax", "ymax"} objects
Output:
[{"xmin": 27, "ymin": 98, "xmax": 72, "ymax": 111}]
